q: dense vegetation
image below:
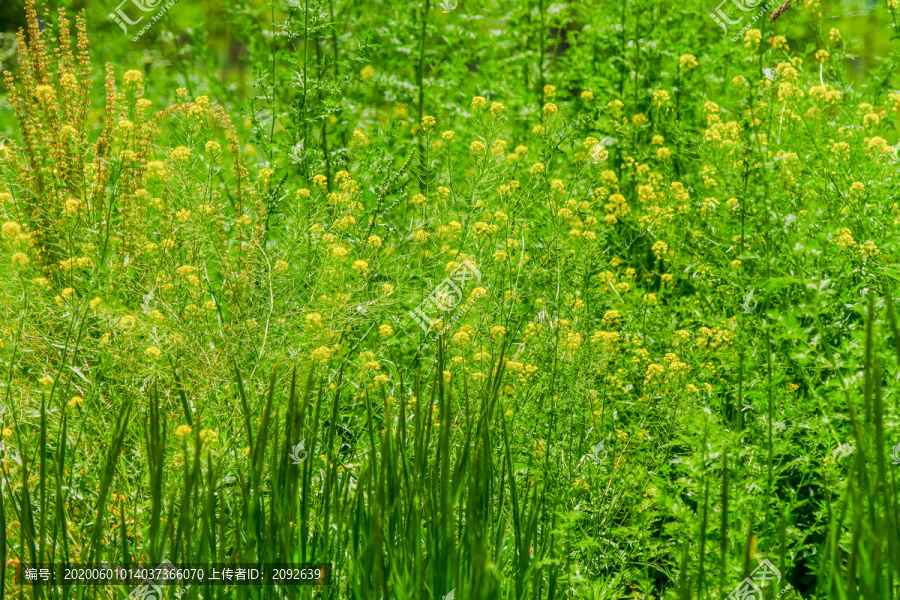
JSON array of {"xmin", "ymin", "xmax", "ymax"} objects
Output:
[{"xmin": 2, "ymin": 0, "xmax": 900, "ymax": 597}]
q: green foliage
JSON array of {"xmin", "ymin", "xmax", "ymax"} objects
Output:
[{"xmin": 3, "ymin": 0, "xmax": 900, "ymax": 598}]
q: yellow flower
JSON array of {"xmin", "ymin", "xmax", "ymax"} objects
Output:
[
  {"xmin": 490, "ymin": 102, "xmax": 506, "ymax": 117},
  {"xmin": 124, "ymin": 69, "xmax": 143, "ymax": 85},
  {"xmin": 176, "ymin": 209, "xmax": 191, "ymax": 223},
  {"xmin": 205, "ymin": 141, "xmax": 221, "ymax": 153},
  {"xmin": 175, "ymin": 424, "xmax": 193, "ymax": 438},
  {"xmin": 171, "ymin": 146, "xmax": 191, "ymax": 161},
  {"xmin": 491, "ymin": 325, "xmax": 506, "ymax": 339},
  {"xmin": 543, "ymin": 102, "xmax": 558, "ymax": 116},
  {"xmin": 367, "ymin": 235, "xmax": 383, "ymax": 248},
  {"xmin": 679, "ymin": 54, "xmax": 699, "ymax": 69},
  {"xmin": 815, "ymin": 49, "xmax": 830, "ymax": 64},
  {"xmin": 470, "ymin": 140, "xmax": 486, "ymax": 153},
  {"xmin": 770, "ymin": 35, "xmax": 789, "ymax": 51},
  {"xmin": 652, "ymin": 89, "xmax": 670, "ymax": 106},
  {"xmin": 580, "ymin": 90, "xmax": 594, "ymax": 100},
  {"xmin": 313, "ymin": 174, "xmax": 328, "ymax": 187},
  {"xmin": 145, "ymin": 345, "xmax": 162, "ymax": 360},
  {"xmin": 360, "ymin": 65, "xmax": 375, "ymax": 80},
  {"xmin": 442, "ymin": 130, "xmax": 455, "ymax": 141},
  {"xmin": 11, "ymin": 252, "xmax": 29, "ymax": 266},
  {"xmin": 68, "ymin": 395, "xmax": 84, "ymax": 409},
  {"xmin": 35, "ymin": 85, "xmax": 56, "ymax": 103},
  {"xmin": 352, "ymin": 260, "xmax": 369, "ymax": 275},
  {"xmin": 273, "ymin": 260, "xmax": 289, "ymax": 273},
  {"xmin": 2, "ymin": 221, "xmax": 22, "ymax": 239},
  {"xmin": 656, "ymin": 147, "xmax": 671, "ymax": 160},
  {"xmin": 421, "ymin": 115, "xmax": 436, "ymax": 130},
  {"xmin": 199, "ymin": 429, "xmax": 218, "ymax": 444},
  {"xmin": 119, "ymin": 315, "xmax": 137, "ymax": 328},
  {"xmin": 379, "ymin": 324, "xmax": 393, "ymax": 338},
  {"xmin": 530, "ymin": 162, "xmax": 545, "ymax": 175},
  {"xmin": 471, "ymin": 96, "xmax": 487, "ymax": 109},
  {"xmin": 373, "ymin": 374, "xmax": 390, "ymax": 386},
  {"xmin": 311, "ymin": 346, "xmax": 333, "ymax": 361}
]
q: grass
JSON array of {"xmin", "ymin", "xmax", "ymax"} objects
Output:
[{"xmin": 3, "ymin": 0, "xmax": 900, "ymax": 598}]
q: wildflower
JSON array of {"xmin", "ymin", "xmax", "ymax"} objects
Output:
[
  {"xmin": 145, "ymin": 345, "xmax": 162, "ymax": 360},
  {"xmin": 543, "ymin": 102, "xmax": 558, "ymax": 116},
  {"xmin": 470, "ymin": 140, "xmax": 486, "ymax": 153},
  {"xmin": 274, "ymin": 260, "xmax": 289, "ymax": 273},
  {"xmin": 352, "ymin": 260, "xmax": 369, "ymax": 275},
  {"xmin": 603, "ymin": 310, "xmax": 622, "ymax": 324},
  {"xmin": 656, "ymin": 147, "xmax": 671, "ymax": 160},
  {"xmin": 12, "ymin": 252, "xmax": 30, "ymax": 266},
  {"xmin": 68, "ymin": 396, "xmax": 84, "ymax": 409},
  {"xmin": 176, "ymin": 209, "xmax": 191, "ymax": 223},
  {"xmin": 744, "ymin": 29, "xmax": 762, "ymax": 48},
  {"xmin": 770, "ymin": 35, "xmax": 789, "ymax": 51},
  {"xmin": 829, "ymin": 28, "xmax": 841, "ymax": 43},
  {"xmin": 199, "ymin": 429, "xmax": 218, "ymax": 444},
  {"xmin": 652, "ymin": 240, "xmax": 669, "ymax": 260},
  {"xmin": 382, "ymin": 283, "xmax": 395, "ymax": 295},
  {"xmin": 815, "ymin": 49, "xmax": 830, "ymax": 63},
  {"xmin": 373, "ymin": 374, "xmax": 390, "ymax": 386},
  {"xmin": 35, "ymin": 85, "xmax": 56, "ymax": 103},
  {"xmin": 311, "ymin": 346, "xmax": 333, "ymax": 361},
  {"xmin": 580, "ymin": 90, "xmax": 594, "ymax": 100},
  {"xmin": 313, "ymin": 174, "xmax": 328, "ymax": 187},
  {"xmin": 679, "ymin": 54, "xmax": 698, "ymax": 69},
  {"xmin": 544, "ymin": 84, "xmax": 557, "ymax": 99},
  {"xmin": 411, "ymin": 193, "xmax": 427, "ymax": 206},
  {"xmin": 379, "ymin": 324, "xmax": 393, "ymax": 337},
  {"xmin": 119, "ymin": 315, "xmax": 137, "ymax": 328},
  {"xmin": 175, "ymin": 424, "xmax": 193, "ymax": 438},
  {"xmin": 490, "ymin": 102, "xmax": 506, "ymax": 117},
  {"xmin": 442, "ymin": 130, "xmax": 455, "ymax": 141},
  {"xmin": 471, "ymin": 96, "xmax": 487, "ymax": 109},
  {"xmin": 171, "ymin": 146, "xmax": 191, "ymax": 161},
  {"xmin": 360, "ymin": 65, "xmax": 375, "ymax": 80},
  {"xmin": 530, "ymin": 162, "xmax": 546, "ymax": 175},
  {"xmin": 421, "ymin": 115, "xmax": 436, "ymax": 130},
  {"xmin": 2, "ymin": 221, "xmax": 22, "ymax": 239},
  {"xmin": 652, "ymin": 90, "xmax": 670, "ymax": 106}
]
